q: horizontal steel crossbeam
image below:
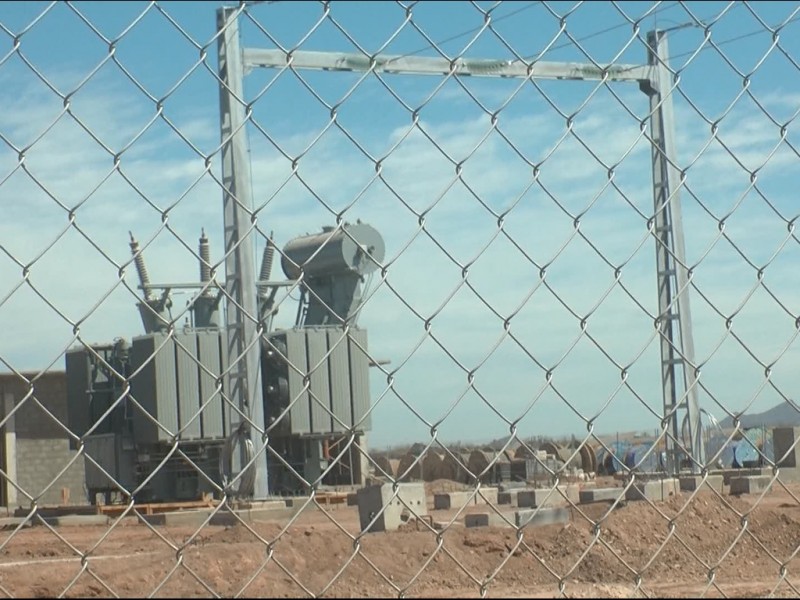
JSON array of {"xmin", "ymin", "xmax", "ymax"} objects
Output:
[{"xmin": 243, "ymin": 49, "xmax": 654, "ymax": 83}]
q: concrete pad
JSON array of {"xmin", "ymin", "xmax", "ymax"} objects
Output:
[
  {"xmin": 434, "ymin": 491, "xmax": 474, "ymax": 510},
  {"xmin": 433, "ymin": 488, "xmax": 498, "ymax": 510},
  {"xmin": 0, "ymin": 517, "xmax": 31, "ymax": 529},
  {"xmin": 233, "ymin": 500, "xmax": 289, "ymax": 511},
  {"xmin": 718, "ymin": 468, "xmax": 771, "ymax": 485},
  {"xmin": 141, "ymin": 505, "xmax": 292, "ymax": 528},
  {"xmin": 729, "ymin": 475, "xmax": 773, "ymax": 495},
  {"xmin": 515, "ymin": 507, "xmax": 570, "ymax": 529},
  {"xmin": 42, "ymin": 515, "xmax": 111, "ymax": 527},
  {"xmin": 499, "ymin": 482, "xmax": 529, "ymax": 491},
  {"xmin": 625, "ymin": 478, "xmax": 680, "ymax": 502},
  {"xmin": 142, "ymin": 510, "xmax": 211, "ymax": 527},
  {"xmin": 210, "ymin": 508, "xmax": 280, "ymax": 526},
  {"xmin": 679, "ymin": 475, "xmax": 724, "ymax": 494},
  {"xmin": 579, "ymin": 487, "xmax": 625, "ymax": 504},
  {"xmin": 464, "ymin": 512, "xmax": 509, "ymax": 528}
]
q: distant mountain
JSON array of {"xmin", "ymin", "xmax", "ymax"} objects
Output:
[{"xmin": 719, "ymin": 400, "xmax": 800, "ymax": 430}]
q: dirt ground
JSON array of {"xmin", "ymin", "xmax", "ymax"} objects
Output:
[{"xmin": 1, "ymin": 479, "xmax": 799, "ymax": 598}]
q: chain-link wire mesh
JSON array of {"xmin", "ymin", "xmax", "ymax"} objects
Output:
[{"xmin": 1, "ymin": 0, "xmax": 800, "ymax": 597}]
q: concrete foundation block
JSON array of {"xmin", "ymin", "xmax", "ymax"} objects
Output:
[
  {"xmin": 562, "ymin": 484, "xmax": 580, "ymax": 505},
  {"xmin": 729, "ymin": 475, "xmax": 773, "ymax": 495},
  {"xmin": 497, "ymin": 491, "xmax": 516, "ymax": 505},
  {"xmin": 679, "ymin": 475, "xmax": 724, "ymax": 494},
  {"xmin": 434, "ymin": 488, "xmax": 498, "ymax": 510},
  {"xmin": 208, "ymin": 510, "xmax": 245, "ymax": 527},
  {"xmin": 464, "ymin": 512, "xmax": 508, "ymax": 528},
  {"xmin": 579, "ymin": 487, "xmax": 625, "ymax": 504},
  {"xmin": 238, "ymin": 500, "xmax": 289, "ymax": 510},
  {"xmin": 718, "ymin": 468, "xmax": 771, "ymax": 485},
  {"xmin": 777, "ymin": 467, "xmax": 800, "ymax": 482},
  {"xmin": 144, "ymin": 510, "xmax": 210, "ymax": 527},
  {"xmin": 479, "ymin": 487, "xmax": 499, "ymax": 504},
  {"xmin": 515, "ymin": 507, "xmax": 570, "ymax": 529},
  {"xmin": 625, "ymin": 478, "xmax": 679, "ymax": 502},
  {"xmin": 434, "ymin": 491, "xmax": 474, "ymax": 510},
  {"xmin": 357, "ymin": 483, "xmax": 427, "ymax": 533},
  {"xmin": 248, "ymin": 506, "xmax": 307, "ymax": 523},
  {"xmin": 517, "ymin": 487, "xmax": 571, "ymax": 508}
]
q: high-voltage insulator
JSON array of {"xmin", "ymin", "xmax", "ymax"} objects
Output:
[
  {"xmin": 259, "ymin": 234, "xmax": 276, "ymax": 284},
  {"xmin": 193, "ymin": 229, "xmax": 220, "ymax": 328},
  {"xmin": 129, "ymin": 232, "xmax": 152, "ymax": 301},
  {"xmin": 129, "ymin": 231, "xmax": 169, "ymax": 333},
  {"xmin": 199, "ymin": 229, "xmax": 212, "ymax": 292}
]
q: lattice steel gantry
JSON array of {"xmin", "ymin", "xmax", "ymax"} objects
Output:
[{"xmin": 216, "ymin": 7, "xmax": 705, "ymax": 478}]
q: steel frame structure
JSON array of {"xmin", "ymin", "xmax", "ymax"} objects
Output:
[{"xmin": 216, "ymin": 6, "xmax": 704, "ymax": 482}]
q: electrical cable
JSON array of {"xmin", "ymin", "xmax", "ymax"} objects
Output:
[
  {"xmin": 666, "ymin": 12, "xmax": 800, "ymax": 63},
  {"xmin": 219, "ymin": 422, "xmax": 257, "ymax": 497}
]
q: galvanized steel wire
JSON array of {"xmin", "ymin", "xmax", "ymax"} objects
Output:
[{"xmin": 0, "ymin": 0, "xmax": 799, "ymax": 597}]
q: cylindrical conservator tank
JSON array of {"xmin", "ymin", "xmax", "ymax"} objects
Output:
[{"xmin": 281, "ymin": 223, "xmax": 386, "ymax": 280}]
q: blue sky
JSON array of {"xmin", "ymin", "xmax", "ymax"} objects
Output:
[{"xmin": 1, "ymin": 1, "xmax": 800, "ymax": 450}]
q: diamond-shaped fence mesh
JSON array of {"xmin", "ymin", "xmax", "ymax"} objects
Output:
[{"xmin": 1, "ymin": 0, "xmax": 800, "ymax": 597}]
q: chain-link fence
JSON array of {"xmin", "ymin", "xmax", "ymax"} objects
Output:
[{"xmin": 1, "ymin": 0, "xmax": 800, "ymax": 597}]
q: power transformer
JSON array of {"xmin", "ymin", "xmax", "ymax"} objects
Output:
[
  {"xmin": 65, "ymin": 222, "xmax": 384, "ymax": 503},
  {"xmin": 261, "ymin": 328, "xmax": 371, "ymax": 437}
]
